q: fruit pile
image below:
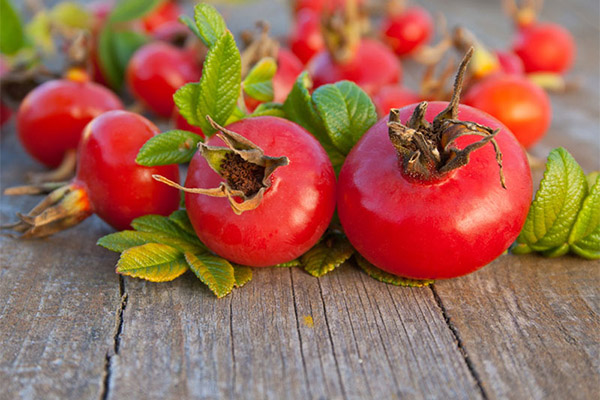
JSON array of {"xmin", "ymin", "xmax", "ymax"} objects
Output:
[{"xmin": 1, "ymin": 0, "xmax": 597, "ymax": 298}]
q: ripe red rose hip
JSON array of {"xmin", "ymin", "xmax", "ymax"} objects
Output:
[
  {"xmin": 381, "ymin": 5, "xmax": 433, "ymax": 56},
  {"xmin": 5, "ymin": 111, "xmax": 180, "ymax": 237},
  {"xmin": 160, "ymin": 116, "xmax": 336, "ymax": 267},
  {"xmin": 513, "ymin": 22, "xmax": 575, "ymax": 74},
  {"xmin": 127, "ymin": 42, "xmax": 201, "ymax": 117},
  {"xmin": 290, "ymin": 9, "xmax": 325, "ymax": 64},
  {"xmin": 17, "ymin": 73, "xmax": 123, "ymax": 168},
  {"xmin": 337, "ymin": 50, "xmax": 532, "ymax": 280}
]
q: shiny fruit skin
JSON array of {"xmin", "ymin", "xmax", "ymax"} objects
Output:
[
  {"xmin": 17, "ymin": 78, "xmax": 124, "ymax": 168},
  {"xmin": 337, "ymin": 102, "xmax": 532, "ymax": 280},
  {"xmin": 463, "ymin": 74, "xmax": 551, "ymax": 148},
  {"xmin": 76, "ymin": 110, "xmax": 180, "ymax": 230},
  {"xmin": 290, "ymin": 9, "xmax": 325, "ymax": 64},
  {"xmin": 381, "ymin": 6, "xmax": 433, "ymax": 56},
  {"xmin": 185, "ymin": 117, "xmax": 336, "ymax": 267},
  {"xmin": 513, "ymin": 22, "xmax": 576, "ymax": 74},
  {"xmin": 373, "ymin": 85, "xmax": 421, "ymax": 117},
  {"xmin": 127, "ymin": 42, "xmax": 201, "ymax": 117},
  {"xmin": 309, "ymin": 39, "xmax": 402, "ymax": 95}
]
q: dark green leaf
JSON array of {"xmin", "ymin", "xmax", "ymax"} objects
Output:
[
  {"xmin": 312, "ymin": 81, "xmax": 377, "ymax": 155},
  {"xmin": 283, "ymin": 72, "xmax": 327, "ymax": 143},
  {"xmin": 516, "ymin": 148, "xmax": 588, "ymax": 253},
  {"xmin": 193, "ymin": 3, "xmax": 226, "ymax": 48},
  {"xmin": 243, "ymin": 57, "xmax": 276, "ymax": 102},
  {"xmin": 569, "ymin": 175, "xmax": 600, "ymax": 259},
  {"xmin": 97, "ymin": 230, "xmax": 202, "ymax": 254},
  {"xmin": 301, "ymin": 234, "xmax": 354, "ymax": 277},
  {"xmin": 108, "ymin": 0, "xmax": 163, "ymax": 23},
  {"xmin": 98, "ymin": 28, "xmax": 148, "ymax": 89},
  {"xmin": 250, "ymin": 102, "xmax": 285, "ymax": 118},
  {"xmin": 174, "ymin": 83, "xmax": 202, "ymax": 127},
  {"xmin": 0, "ymin": 0, "xmax": 25, "ymax": 55},
  {"xmin": 355, "ymin": 255, "xmax": 433, "ymax": 287},
  {"xmin": 185, "ymin": 252, "xmax": 235, "ymax": 298},
  {"xmin": 136, "ymin": 130, "xmax": 203, "ymax": 166},
  {"xmin": 117, "ymin": 243, "xmax": 188, "ymax": 282},
  {"xmin": 196, "ymin": 31, "xmax": 241, "ymax": 136}
]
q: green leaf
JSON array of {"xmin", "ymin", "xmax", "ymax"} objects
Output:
[
  {"xmin": 193, "ymin": 3, "xmax": 226, "ymax": 48},
  {"xmin": 243, "ymin": 57, "xmax": 276, "ymax": 102},
  {"xmin": 174, "ymin": 83, "xmax": 202, "ymax": 127},
  {"xmin": 196, "ymin": 31, "xmax": 241, "ymax": 136},
  {"xmin": 185, "ymin": 252, "xmax": 235, "ymax": 298},
  {"xmin": 283, "ymin": 72, "xmax": 327, "ymax": 143},
  {"xmin": 108, "ymin": 0, "xmax": 163, "ymax": 23},
  {"xmin": 131, "ymin": 214, "xmax": 200, "ymax": 243},
  {"xmin": 312, "ymin": 81, "xmax": 377, "ymax": 155},
  {"xmin": 272, "ymin": 259, "xmax": 302, "ymax": 268},
  {"xmin": 179, "ymin": 15, "xmax": 202, "ymax": 39},
  {"xmin": 516, "ymin": 148, "xmax": 588, "ymax": 253},
  {"xmin": 569, "ymin": 175, "xmax": 600, "ymax": 259},
  {"xmin": 136, "ymin": 130, "xmax": 203, "ymax": 166},
  {"xmin": 301, "ymin": 234, "xmax": 354, "ymax": 277},
  {"xmin": 25, "ymin": 11, "xmax": 54, "ymax": 54},
  {"xmin": 50, "ymin": 2, "xmax": 93, "ymax": 29},
  {"xmin": 168, "ymin": 210, "xmax": 198, "ymax": 237},
  {"xmin": 98, "ymin": 28, "xmax": 148, "ymax": 89},
  {"xmin": 117, "ymin": 243, "xmax": 188, "ymax": 282},
  {"xmin": 97, "ymin": 230, "xmax": 202, "ymax": 254},
  {"xmin": 0, "ymin": 0, "xmax": 25, "ymax": 55},
  {"xmin": 250, "ymin": 102, "xmax": 285, "ymax": 118},
  {"xmin": 355, "ymin": 255, "xmax": 434, "ymax": 287},
  {"xmin": 233, "ymin": 265, "xmax": 253, "ymax": 288}
]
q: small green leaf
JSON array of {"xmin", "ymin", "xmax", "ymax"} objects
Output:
[
  {"xmin": 97, "ymin": 230, "xmax": 202, "ymax": 254},
  {"xmin": 193, "ymin": 3, "xmax": 226, "ymax": 48},
  {"xmin": 233, "ymin": 265, "xmax": 253, "ymax": 288},
  {"xmin": 0, "ymin": 0, "xmax": 25, "ymax": 55},
  {"xmin": 185, "ymin": 252, "xmax": 235, "ymax": 298},
  {"xmin": 517, "ymin": 148, "xmax": 588, "ymax": 252},
  {"xmin": 174, "ymin": 83, "xmax": 202, "ymax": 127},
  {"xmin": 569, "ymin": 175, "xmax": 600, "ymax": 259},
  {"xmin": 50, "ymin": 2, "xmax": 93, "ymax": 29},
  {"xmin": 117, "ymin": 243, "xmax": 188, "ymax": 282},
  {"xmin": 250, "ymin": 102, "xmax": 285, "ymax": 118},
  {"xmin": 136, "ymin": 130, "xmax": 203, "ymax": 166},
  {"xmin": 26, "ymin": 11, "xmax": 54, "ymax": 54},
  {"xmin": 312, "ymin": 81, "xmax": 377, "ymax": 155},
  {"xmin": 131, "ymin": 214, "xmax": 205, "ymax": 249},
  {"xmin": 179, "ymin": 15, "xmax": 202, "ymax": 39},
  {"xmin": 98, "ymin": 28, "xmax": 148, "ymax": 89},
  {"xmin": 355, "ymin": 255, "xmax": 434, "ymax": 287},
  {"xmin": 272, "ymin": 259, "xmax": 302, "ymax": 268},
  {"xmin": 283, "ymin": 72, "xmax": 327, "ymax": 143},
  {"xmin": 196, "ymin": 31, "xmax": 241, "ymax": 136},
  {"xmin": 243, "ymin": 57, "xmax": 276, "ymax": 102},
  {"xmin": 108, "ymin": 0, "xmax": 163, "ymax": 23},
  {"xmin": 168, "ymin": 210, "xmax": 197, "ymax": 237},
  {"xmin": 301, "ymin": 234, "xmax": 354, "ymax": 277}
]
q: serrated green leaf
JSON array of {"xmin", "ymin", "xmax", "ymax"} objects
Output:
[
  {"xmin": 98, "ymin": 28, "xmax": 148, "ymax": 89},
  {"xmin": 185, "ymin": 252, "xmax": 235, "ymax": 298},
  {"xmin": 193, "ymin": 3, "xmax": 226, "ymax": 48},
  {"xmin": 569, "ymin": 175, "xmax": 600, "ymax": 259},
  {"xmin": 117, "ymin": 243, "xmax": 188, "ymax": 282},
  {"xmin": 355, "ymin": 255, "xmax": 433, "ymax": 287},
  {"xmin": 517, "ymin": 148, "xmax": 588, "ymax": 252},
  {"xmin": 272, "ymin": 259, "xmax": 302, "ymax": 268},
  {"xmin": 0, "ymin": 0, "xmax": 25, "ymax": 55},
  {"xmin": 283, "ymin": 72, "xmax": 327, "ymax": 143},
  {"xmin": 131, "ymin": 214, "xmax": 205, "ymax": 249},
  {"xmin": 136, "ymin": 130, "xmax": 203, "ymax": 166},
  {"xmin": 25, "ymin": 11, "xmax": 54, "ymax": 54},
  {"xmin": 179, "ymin": 15, "xmax": 202, "ymax": 39},
  {"xmin": 50, "ymin": 2, "xmax": 93, "ymax": 29},
  {"xmin": 312, "ymin": 81, "xmax": 377, "ymax": 155},
  {"xmin": 97, "ymin": 230, "xmax": 202, "ymax": 254},
  {"xmin": 108, "ymin": 0, "xmax": 163, "ymax": 23},
  {"xmin": 168, "ymin": 210, "xmax": 197, "ymax": 237},
  {"xmin": 301, "ymin": 234, "xmax": 354, "ymax": 277},
  {"xmin": 233, "ymin": 265, "xmax": 253, "ymax": 288},
  {"xmin": 174, "ymin": 83, "xmax": 202, "ymax": 127},
  {"xmin": 243, "ymin": 57, "xmax": 276, "ymax": 102},
  {"xmin": 250, "ymin": 102, "xmax": 285, "ymax": 118},
  {"xmin": 196, "ymin": 31, "xmax": 241, "ymax": 136}
]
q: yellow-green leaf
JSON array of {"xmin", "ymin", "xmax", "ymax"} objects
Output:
[
  {"xmin": 185, "ymin": 252, "xmax": 235, "ymax": 298},
  {"xmin": 302, "ymin": 234, "xmax": 354, "ymax": 277},
  {"xmin": 117, "ymin": 243, "xmax": 188, "ymax": 282},
  {"xmin": 233, "ymin": 265, "xmax": 253, "ymax": 288},
  {"xmin": 243, "ymin": 57, "xmax": 276, "ymax": 102},
  {"xmin": 355, "ymin": 255, "xmax": 433, "ymax": 287}
]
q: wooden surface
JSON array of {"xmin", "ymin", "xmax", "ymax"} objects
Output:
[{"xmin": 1, "ymin": 0, "xmax": 599, "ymax": 399}]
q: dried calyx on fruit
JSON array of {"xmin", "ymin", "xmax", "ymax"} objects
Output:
[
  {"xmin": 154, "ymin": 116, "xmax": 289, "ymax": 215},
  {"xmin": 321, "ymin": 0, "xmax": 363, "ymax": 64},
  {"xmin": 388, "ymin": 48, "xmax": 505, "ymax": 187}
]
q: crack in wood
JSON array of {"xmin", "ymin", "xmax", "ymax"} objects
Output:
[
  {"xmin": 430, "ymin": 284, "xmax": 489, "ymax": 400},
  {"xmin": 228, "ymin": 293, "xmax": 236, "ymax": 397},
  {"xmin": 99, "ymin": 276, "xmax": 128, "ymax": 400},
  {"xmin": 289, "ymin": 269, "xmax": 312, "ymax": 398}
]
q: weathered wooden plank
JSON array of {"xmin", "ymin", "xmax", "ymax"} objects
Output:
[{"xmin": 0, "ymin": 129, "xmax": 122, "ymax": 400}]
